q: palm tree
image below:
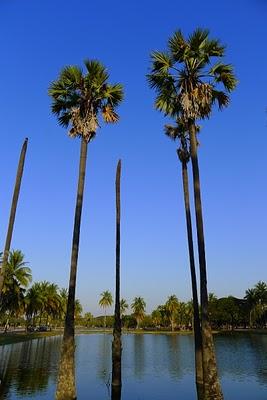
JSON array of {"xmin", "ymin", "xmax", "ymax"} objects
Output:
[
  {"xmin": 148, "ymin": 28, "xmax": 237, "ymax": 400},
  {"xmin": 164, "ymin": 119, "xmax": 203, "ymax": 391},
  {"xmin": 131, "ymin": 297, "xmax": 146, "ymax": 329},
  {"xmin": 99, "ymin": 290, "xmax": 113, "ymax": 329},
  {"xmin": 165, "ymin": 295, "xmax": 179, "ymax": 331},
  {"xmin": 49, "ymin": 60, "xmax": 123, "ymax": 400},
  {"xmin": 112, "ymin": 160, "xmax": 122, "ymax": 388},
  {"xmin": 25, "ymin": 283, "xmax": 44, "ymax": 327},
  {"xmin": 0, "ymin": 139, "xmax": 28, "ymax": 296},
  {"xmin": 120, "ymin": 298, "xmax": 128, "ymax": 316},
  {"xmin": 1, "ymin": 250, "xmax": 32, "ymax": 326}
]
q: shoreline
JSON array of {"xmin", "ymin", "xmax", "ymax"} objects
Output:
[{"xmin": 0, "ymin": 327, "xmax": 266, "ymax": 346}]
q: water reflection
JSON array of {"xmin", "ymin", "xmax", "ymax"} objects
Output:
[
  {"xmin": 0, "ymin": 336, "xmax": 61, "ymax": 399},
  {"xmin": 0, "ymin": 333, "xmax": 266, "ymax": 400}
]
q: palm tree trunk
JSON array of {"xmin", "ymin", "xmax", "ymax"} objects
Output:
[
  {"xmin": 112, "ymin": 160, "xmax": 122, "ymax": 388},
  {"xmin": 180, "ymin": 156, "xmax": 204, "ymax": 398},
  {"xmin": 188, "ymin": 122, "xmax": 223, "ymax": 400},
  {"xmin": 0, "ymin": 138, "xmax": 28, "ymax": 295},
  {"xmin": 55, "ymin": 138, "xmax": 88, "ymax": 400}
]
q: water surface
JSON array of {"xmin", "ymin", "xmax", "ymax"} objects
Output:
[{"xmin": 0, "ymin": 333, "xmax": 266, "ymax": 399}]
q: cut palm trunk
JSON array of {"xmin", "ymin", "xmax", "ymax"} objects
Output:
[
  {"xmin": 112, "ymin": 160, "xmax": 122, "ymax": 388},
  {"xmin": 178, "ymin": 149, "xmax": 204, "ymax": 399},
  {"xmin": 0, "ymin": 138, "xmax": 28, "ymax": 296},
  {"xmin": 55, "ymin": 138, "xmax": 88, "ymax": 400},
  {"xmin": 189, "ymin": 122, "xmax": 223, "ymax": 400}
]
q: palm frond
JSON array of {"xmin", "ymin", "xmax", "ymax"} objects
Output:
[
  {"xmin": 188, "ymin": 28, "xmax": 210, "ymax": 51},
  {"xmin": 209, "ymin": 62, "xmax": 237, "ymax": 91},
  {"xmin": 103, "ymin": 83, "xmax": 124, "ymax": 106},
  {"xmin": 150, "ymin": 51, "xmax": 173, "ymax": 74},
  {"xmin": 212, "ymin": 89, "xmax": 230, "ymax": 109},
  {"xmin": 164, "ymin": 124, "xmax": 179, "ymax": 141},
  {"xmin": 59, "ymin": 66, "xmax": 83, "ymax": 87},
  {"xmin": 102, "ymin": 105, "xmax": 119, "ymax": 123},
  {"xmin": 168, "ymin": 30, "xmax": 188, "ymax": 61}
]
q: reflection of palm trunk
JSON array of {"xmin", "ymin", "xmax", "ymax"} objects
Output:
[
  {"xmin": 180, "ymin": 155, "xmax": 203, "ymax": 397},
  {"xmin": 0, "ymin": 138, "xmax": 28, "ymax": 295},
  {"xmin": 111, "ymin": 384, "xmax": 121, "ymax": 400},
  {"xmin": 56, "ymin": 138, "xmax": 88, "ymax": 400},
  {"xmin": 189, "ymin": 122, "xmax": 223, "ymax": 400},
  {"xmin": 112, "ymin": 160, "xmax": 122, "ymax": 388}
]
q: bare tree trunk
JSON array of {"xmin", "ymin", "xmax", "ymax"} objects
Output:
[
  {"xmin": 188, "ymin": 122, "xmax": 223, "ymax": 400},
  {"xmin": 180, "ymin": 156, "xmax": 204, "ymax": 399},
  {"xmin": 0, "ymin": 138, "xmax": 28, "ymax": 295},
  {"xmin": 112, "ymin": 160, "xmax": 122, "ymax": 388},
  {"xmin": 55, "ymin": 138, "xmax": 88, "ymax": 400}
]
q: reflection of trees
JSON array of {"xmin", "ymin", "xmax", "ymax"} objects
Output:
[
  {"xmin": 167, "ymin": 335, "xmax": 182, "ymax": 379},
  {"xmin": 97, "ymin": 334, "xmax": 112, "ymax": 384},
  {"xmin": 0, "ymin": 336, "xmax": 61, "ymax": 398},
  {"xmin": 111, "ymin": 383, "xmax": 121, "ymax": 400},
  {"xmin": 248, "ymin": 334, "xmax": 267, "ymax": 385},
  {"xmin": 133, "ymin": 334, "xmax": 145, "ymax": 379}
]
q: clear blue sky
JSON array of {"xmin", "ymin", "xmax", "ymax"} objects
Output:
[{"xmin": 0, "ymin": 0, "xmax": 266, "ymax": 315}]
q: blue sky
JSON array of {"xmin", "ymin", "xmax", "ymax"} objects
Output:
[{"xmin": 0, "ymin": 0, "xmax": 266, "ymax": 315}]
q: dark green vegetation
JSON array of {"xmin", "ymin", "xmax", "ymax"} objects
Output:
[
  {"xmin": 48, "ymin": 59, "xmax": 123, "ymax": 400},
  {"xmin": 148, "ymin": 28, "xmax": 237, "ymax": 400}
]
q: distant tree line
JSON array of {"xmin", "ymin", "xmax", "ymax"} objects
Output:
[{"xmin": 1, "ymin": 251, "xmax": 266, "ymax": 332}]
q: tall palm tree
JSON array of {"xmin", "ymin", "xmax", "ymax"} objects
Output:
[
  {"xmin": 148, "ymin": 28, "xmax": 237, "ymax": 400},
  {"xmin": 131, "ymin": 297, "xmax": 146, "ymax": 329},
  {"xmin": 49, "ymin": 59, "xmax": 123, "ymax": 400},
  {"xmin": 165, "ymin": 294, "xmax": 179, "ymax": 331},
  {"xmin": 164, "ymin": 120, "xmax": 203, "ymax": 393},
  {"xmin": 112, "ymin": 160, "xmax": 122, "ymax": 388},
  {"xmin": 99, "ymin": 290, "xmax": 113, "ymax": 329},
  {"xmin": 0, "ymin": 138, "xmax": 28, "ymax": 296}
]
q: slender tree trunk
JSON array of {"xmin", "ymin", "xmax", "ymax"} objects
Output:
[
  {"xmin": 188, "ymin": 122, "xmax": 223, "ymax": 400},
  {"xmin": 112, "ymin": 160, "xmax": 122, "ymax": 388},
  {"xmin": 0, "ymin": 138, "xmax": 28, "ymax": 295},
  {"xmin": 55, "ymin": 138, "xmax": 88, "ymax": 400},
  {"xmin": 180, "ymin": 156, "xmax": 204, "ymax": 399}
]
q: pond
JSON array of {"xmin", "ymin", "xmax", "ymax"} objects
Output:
[{"xmin": 0, "ymin": 333, "xmax": 266, "ymax": 399}]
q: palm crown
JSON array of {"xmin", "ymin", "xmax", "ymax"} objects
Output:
[
  {"xmin": 48, "ymin": 59, "xmax": 124, "ymax": 142},
  {"xmin": 147, "ymin": 28, "xmax": 237, "ymax": 121}
]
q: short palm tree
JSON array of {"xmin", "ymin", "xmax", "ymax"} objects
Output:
[
  {"xmin": 148, "ymin": 28, "xmax": 237, "ymax": 400},
  {"xmin": 99, "ymin": 290, "xmax": 113, "ymax": 329},
  {"xmin": 1, "ymin": 250, "xmax": 32, "ymax": 319},
  {"xmin": 165, "ymin": 294, "xmax": 179, "ymax": 331},
  {"xmin": 131, "ymin": 297, "xmax": 146, "ymax": 329},
  {"xmin": 49, "ymin": 59, "xmax": 123, "ymax": 400},
  {"xmin": 120, "ymin": 298, "xmax": 128, "ymax": 316}
]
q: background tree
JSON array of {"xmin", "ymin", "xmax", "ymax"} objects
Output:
[
  {"xmin": 99, "ymin": 290, "xmax": 113, "ymax": 329},
  {"xmin": 131, "ymin": 297, "xmax": 146, "ymax": 329},
  {"xmin": 49, "ymin": 59, "xmax": 123, "ymax": 400},
  {"xmin": 148, "ymin": 28, "xmax": 237, "ymax": 400},
  {"xmin": 165, "ymin": 295, "xmax": 179, "ymax": 331},
  {"xmin": 1, "ymin": 250, "xmax": 32, "ymax": 325}
]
